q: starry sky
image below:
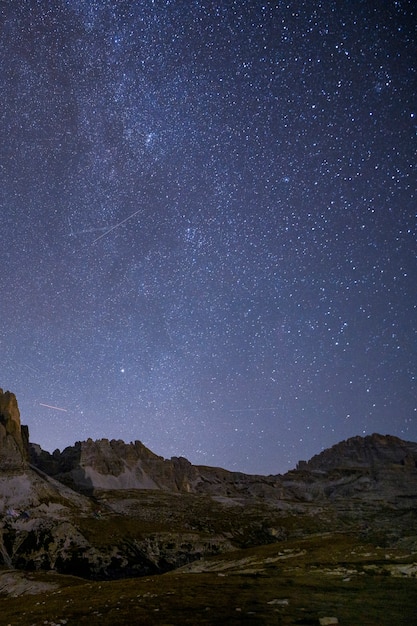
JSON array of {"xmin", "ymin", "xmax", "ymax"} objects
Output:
[{"xmin": 1, "ymin": 1, "xmax": 416, "ymax": 475}]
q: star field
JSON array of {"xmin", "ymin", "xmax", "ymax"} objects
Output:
[{"xmin": 1, "ymin": 1, "xmax": 416, "ymax": 474}]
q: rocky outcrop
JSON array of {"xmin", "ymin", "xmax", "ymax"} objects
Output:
[
  {"xmin": 296, "ymin": 434, "xmax": 417, "ymax": 472},
  {"xmin": 30, "ymin": 439, "xmax": 197, "ymax": 492},
  {"xmin": 0, "ymin": 389, "xmax": 29, "ymax": 470},
  {"xmin": 285, "ymin": 434, "xmax": 417, "ymax": 505},
  {"xmin": 30, "ymin": 438, "xmax": 282, "ymax": 497},
  {"xmin": 1, "ymin": 507, "xmax": 233, "ymax": 580}
]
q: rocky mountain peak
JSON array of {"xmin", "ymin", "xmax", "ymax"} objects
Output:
[
  {"xmin": 296, "ymin": 433, "xmax": 417, "ymax": 472},
  {"xmin": 0, "ymin": 388, "xmax": 29, "ymax": 470}
]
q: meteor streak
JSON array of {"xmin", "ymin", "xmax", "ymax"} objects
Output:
[
  {"xmin": 39, "ymin": 403, "xmax": 68, "ymax": 412},
  {"xmin": 91, "ymin": 209, "xmax": 142, "ymax": 243}
]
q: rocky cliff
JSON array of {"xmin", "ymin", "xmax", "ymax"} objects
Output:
[{"xmin": 0, "ymin": 388, "xmax": 29, "ymax": 470}]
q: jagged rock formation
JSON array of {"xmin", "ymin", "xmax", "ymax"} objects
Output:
[
  {"xmin": 29, "ymin": 438, "xmax": 282, "ymax": 498},
  {"xmin": 0, "ymin": 389, "xmax": 29, "ymax": 470},
  {"xmin": 29, "ymin": 433, "xmax": 417, "ymax": 507},
  {"xmin": 30, "ymin": 438, "xmax": 193, "ymax": 491}
]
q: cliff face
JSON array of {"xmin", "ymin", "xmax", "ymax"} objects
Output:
[{"xmin": 0, "ymin": 389, "xmax": 29, "ymax": 470}]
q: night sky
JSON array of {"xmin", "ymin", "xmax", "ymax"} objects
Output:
[{"xmin": 1, "ymin": 1, "xmax": 416, "ymax": 475}]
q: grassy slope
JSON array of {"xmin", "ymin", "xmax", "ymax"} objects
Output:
[{"xmin": 1, "ymin": 533, "xmax": 417, "ymax": 625}]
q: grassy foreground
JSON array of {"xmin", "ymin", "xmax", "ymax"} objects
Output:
[{"xmin": 1, "ymin": 533, "xmax": 416, "ymax": 625}]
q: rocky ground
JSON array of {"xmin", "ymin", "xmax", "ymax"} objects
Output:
[{"xmin": 1, "ymin": 479, "xmax": 416, "ymax": 624}]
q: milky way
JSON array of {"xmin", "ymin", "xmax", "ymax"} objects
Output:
[{"xmin": 1, "ymin": 1, "xmax": 416, "ymax": 474}]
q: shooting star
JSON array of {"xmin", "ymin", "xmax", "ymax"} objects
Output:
[
  {"xmin": 16, "ymin": 362, "xmax": 42, "ymax": 375},
  {"xmin": 91, "ymin": 209, "xmax": 142, "ymax": 244},
  {"xmin": 39, "ymin": 403, "xmax": 68, "ymax": 412}
]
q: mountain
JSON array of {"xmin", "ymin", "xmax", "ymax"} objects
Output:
[
  {"xmin": 1, "ymin": 388, "xmax": 417, "ymax": 625},
  {"xmin": 4, "ymin": 387, "xmax": 416, "ymax": 504},
  {"xmin": 29, "ymin": 437, "xmax": 282, "ymax": 498},
  {"xmin": 284, "ymin": 433, "xmax": 417, "ymax": 505},
  {"xmin": 297, "ymin": 433, "xmax": 417, "ymax": 471},
  {"xmin": 28, "ymin": 428, "xmax": 417, "ymax": 508}
]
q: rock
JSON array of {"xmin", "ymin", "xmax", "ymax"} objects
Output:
[
  {"xmin": 0, "ymin": 570, "xmax": 59, "ymax": 596},
  {"xmin": 267, "ymin": 598, "xmax": 289, "ymax": 605},
  {"xmin": 319, "ymin": 618, "xmax": 339, "ymax": 625},
  {"xmin": 2, "ymin": 388, "xmax": 417, "ymax": 586},
  {"xmin": 0, "ymin": 389, "xmax": 29, "ymax": 470},
  {"xmin": 29, "ymin": 431, "xmax": 417, "ymax": 510}
]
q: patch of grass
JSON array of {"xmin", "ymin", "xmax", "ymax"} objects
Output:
[
  {"xmin": 77, "ymin": 515, "xmax": 168, "ymax": 546},
  {"xmin": 88, "ymin": 489, "xmax": 339, "ymax": 549}
]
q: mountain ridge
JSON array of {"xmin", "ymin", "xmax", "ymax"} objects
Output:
[
  {"xmin": 28, "ymin": 432, "xmax": 417, "ymax": 502},
  {"xmin": 2, "ymin": 388, "xmax": 417, "ymax": 495}
]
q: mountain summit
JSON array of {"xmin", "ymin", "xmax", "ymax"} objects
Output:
[{"xmin": 297, "ymin": 433, "xmax": 417, "ymax": 471}]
